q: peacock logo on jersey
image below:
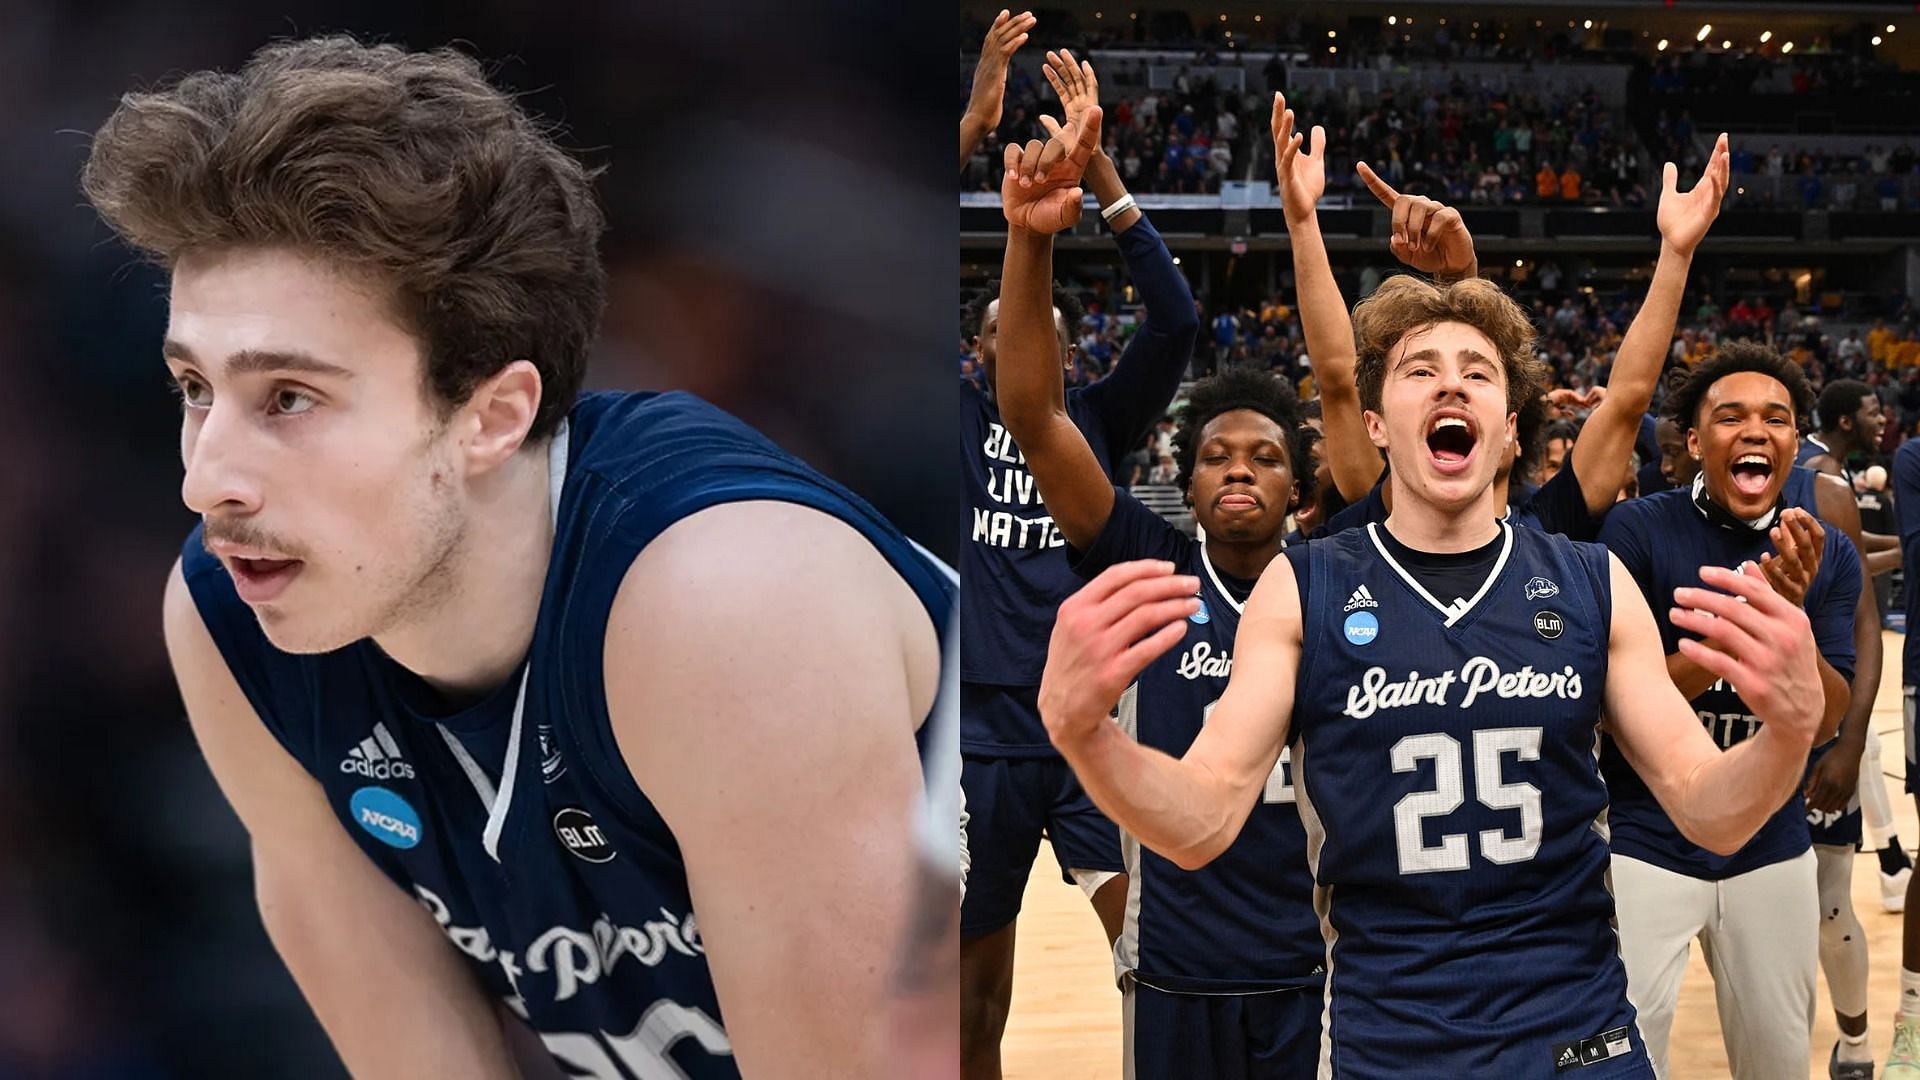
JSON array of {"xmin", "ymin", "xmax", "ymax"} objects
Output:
[{"xmin": 1343, "ymin": 658, "xmax": 1586, "ymax": 719}]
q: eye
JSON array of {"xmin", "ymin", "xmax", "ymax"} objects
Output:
[
  {"xmin": 1255, "ymin": 456, "xmax": 1283, "ymax": 467},
  {"xmin": 172, "ymin": 373, "xmax": 211, "ymax": 409},
  {"xmin": 270, "ymin": 386, "xmax": 317, "ymax": 416},
  {"xmin": 1202, "ymin": 453, "xmax": 1229, "ymax": 465}
]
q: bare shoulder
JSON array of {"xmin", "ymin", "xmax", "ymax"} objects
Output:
[{"xmin": 601, "ymin": 500, "xmax": 941, "ymax": 806}]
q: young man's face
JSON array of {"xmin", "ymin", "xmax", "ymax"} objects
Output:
[
  {"xmin": 1186, "ymin": 409, "xmax": 1297, "ymax": 544},
  {"xmin": 1656, "ymin": 416, "xmax": 1696, "ymax": 486},
  {"xmin": 972, "ymin": 298, "xmax": 1071, "ymax": 389},
  {"xmin": 1688, "ymin": 370, "xmax": 1797, "ymax": 519},
  {"xmin": 1366, "ymin": 321, "xmax": 1515, "ymax": 513},
  {"xmin": 1540, "ymin": 436, "xmax": 1574, "ymax": 485},
  {"xmin": 166, "ymin": 247, "xmax": 468, "ymax": 654},
  {"xmin": 1847, "ymin": 393, "xmax": 1886, "ymax": 447}
]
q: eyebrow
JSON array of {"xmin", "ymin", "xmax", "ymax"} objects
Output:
[
  {"xmin": 163, "ymin": 339, "xmax": 355, "ymax": 380},
  {"xmin": 1396, "ymin": 347, "xmax": 1495, "ymax": 370},
  {"xmin": 1708, "ymin": 400, "xmax": 1791, "ymax": 414}
]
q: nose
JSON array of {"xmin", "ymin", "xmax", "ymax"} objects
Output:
[
  {"xmin": 1224, "ymin": 454, "xmax": 1256, "ymax": 483},
  {"xmin": 180, "ymin": 403, "xmax": 264, "ymax": 517}
]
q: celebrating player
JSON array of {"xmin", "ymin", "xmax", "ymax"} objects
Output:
[
  {"xmin": 1027, "ymin": 108, "xmax": 1829, "ymax": 1079},
  {"xmin": 994, "ymin": 99, "xmax": 1323, "ymax": 1074}
]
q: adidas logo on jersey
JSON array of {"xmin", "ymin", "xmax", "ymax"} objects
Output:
[
  {"xmin": 340, "ymin": 722, "xmax": 416, "ymax": 780},
  {"xmin": 1343, "ymin": 584, "xmax": 1379, "ymax": 612}
]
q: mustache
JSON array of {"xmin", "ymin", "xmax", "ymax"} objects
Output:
[{"xmin": 202, "ymin": 518, "xmax": 307, "ymax": 560}]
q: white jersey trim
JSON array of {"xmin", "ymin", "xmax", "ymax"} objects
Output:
[{"xmin": 1364, "ymin": 520, "xmax": 1513, "ymax": 628}]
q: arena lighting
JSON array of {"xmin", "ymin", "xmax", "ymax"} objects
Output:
[
  {"xmin": 1696, "ymin": 24, "xmax": 1712, "ymax": 42},
  {"xmin": 1721, "ymin": 40, "xmax": 1731, "ymax": 49},
  {"xmin": 1328, "ymin": 29, "xmax": 1337, "ymax": 37},
  {"xmin": 1172, "ymin": 256, "xmax": 1181, "ymax": 265},
  {"xmin": 1738, "ymin": 186, "xmax": 1746, "ymax": 194},
  {"xmin": 1891, "ymin": 24, "xmax": 1899, "ymax": 34},
  {"xmin": 1254, "ymin": 14, "xmax": 1261, "ymax": 21},
  {"xmin": 1584, "ymin": 20, "xmax": 1593, "ymax": 30},
  {"xmin": 1760, "ymin": 31, "xmax": 1772, "ymax": 43},
  {"xmin": 1515, "ymin": 259, "xmax": 1524, "ymax": 267},
  {"xmin": 1875, "ymin": 36, "xmax": 1884, "ymax": 46},
  {"xmin": 1387, "ymin": 15, "xmax": 1396, "ymax": 25},
  {"xmin": 1782, "ymin": 41, "xmax": 1793, "ymax": 53},
  {"xmin": 1657, "ymin": 38, "xmax": 1669, "ymax": 51},
  {"xmin": 1329, "ymin": 45, "xmax": 1338, "ymax": 53}
]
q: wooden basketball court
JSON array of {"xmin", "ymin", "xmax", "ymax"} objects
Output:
[{"xmin": 998, "ymin": 630, "xmax": 1920, "ymax": 1078}]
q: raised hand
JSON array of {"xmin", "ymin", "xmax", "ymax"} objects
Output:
[
  {"xmin": 1670, "ymin": 562, "xmax": 1822, "ymax": 747},
  {"xmin": 1757, "ymin": 507, "xmax": 1825, "ymax": 608},
  {"xmin": 1038, "ymin": 561, "xmax": 1200, "ymax": 750},
  {"xmin": 966, "ymin": 10, "xmax": 1036, "ymax": 135},
  {"xmin": 1658, "ymin": 132, "xmax": 1731, "ymax": 257},
  {"xmin": 1356, "ymin": 161, "xmax": 1478, "ymax": 280},
  {"xmin": 1003, "ymin": 107, "xmax": 1103, "ymax": 234},
  {"xmin": 1270, "ymin": 92, "xmax": 1325, "ymax": 225},
  {"xmin": 1042, "ymin": 49, "xmax": 1099, "ymax": 142}
]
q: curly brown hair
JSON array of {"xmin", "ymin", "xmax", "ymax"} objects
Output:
[
  {"xmin": 81, "ymin": 34, "xmax": 606, "ymax": 440},
  {"xmin": 1352, "ymin": 275, "xmax": 1545, "ymax": 420}
]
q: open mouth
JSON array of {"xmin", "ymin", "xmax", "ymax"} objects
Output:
[
  {"xmin": 1425, "ymin": 413, "xmax": 1477, "ymax": 475},
  {"xmin": 1728, "ymin": 453, "xmax": 1773, "ymax": 498},
  {"xmin": 228, "ymin": 556, "xmax": 304, "ymax": 603}
]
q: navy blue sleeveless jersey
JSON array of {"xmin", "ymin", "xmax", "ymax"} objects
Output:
[
  {"xmin": 1317, "ymin": 455, "xmax": 1603, "ymax": 542},
  {"xmin": 1287, "ymin": 522, "xmax": 1649, "ymax": 1077},
  {"xmin": 1897, "ymin": 441, "xmax": 1920, "ymax": 687},
  {"xmin": 1073, "ymin": 491, "xmax": 1322, "ymax": 993},
  {"xmin": 1595, "ymin": 487, "xmax": 1858, "ymax": 880},
  {"xmin": 182, "ymin": 391, "xmax": 955, "ymax": 1078},
  {"xmin": 1783, "ymin": 464, "xmax": 1820, "ymax": 515}
]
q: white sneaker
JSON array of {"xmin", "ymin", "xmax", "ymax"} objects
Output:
[
  {"xmin": 1885, "ymin": 866, "xmax": 1913, "ymax": 913},
  {"xmin": 1889, "ymin": 1014, "xmax": 1920, "ymax": 1079}
]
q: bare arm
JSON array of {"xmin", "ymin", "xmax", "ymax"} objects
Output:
[
  {"xmin": 1040, "ymin": 559, "xmax": 1297, "ymax": 870},
  {"xmin": 997, "ymin": 106, "xmax": 1114, "ymax": 551},
  {"xmin": 1602, "ymin": 554, "xmax": 1825, "ymax": 855},
  {"xmin": 961, "ymin": 10, "xmax": 1035, "ymax": 171},
  {"xmin": 1271, "ymin": 93, "xmax": 1378, "ymax": 503},
  {"xmin": 607, "ymin": 503, "xmax": 941, "ymax": 1078},
  {"xmin": 1806, "ymin": 475, "xmax": 1882, "ymax": 808},
  {"xmin": 1043, "ymin": 50, "xmax": 1142, "ymax": 233},
  {"xmin": 163, "ymin": 563, "xmax": 520, "ymax": 1079},
  {"xmin": 1573, "ymin": 136, "xmax": 1728, "ymax": 515}
]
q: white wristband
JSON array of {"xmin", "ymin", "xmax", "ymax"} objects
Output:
[{"xmin": 1100, "ymin": 192, "xmax": 1137, "ymax": 223}]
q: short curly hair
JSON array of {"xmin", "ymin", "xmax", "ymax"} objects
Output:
[
  {"xmin": 1816, "ymin": 378, "xmax": 1875, "ymax": 435},
  {"xmin": 966, "ymin": 278, "xmax": 1085, "ymax": 342},
  {"xmin": 83, "ymin": 34, "xmax": 606, "ymax": 440},
  {"xmin": 1171, "ymin": 368, "xmax": 1315, "ymax": 506},
  {"xmin": 1352, "ymin": 274, "xmax": 1547, "ymax": 419},
  {"xmin": 1664, "ymin": 340, "xmax": 1815, "ymax": 431}
]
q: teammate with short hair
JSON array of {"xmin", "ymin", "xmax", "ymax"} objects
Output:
[
  {"xmin": 86, "ymin": 37, "xmax": 951, "ymax": 1078},
  {"xmin": 1027, "ymin": 94, "xmax": 1828, "ymax": 1078},
  {"xmin": 997, "ymin": 102, "xmax": 1322, "ymax": 1069},
  {"xmin": 1597, "ymin": 343, "xmax": 1860, "ymax": 1080},
  {"xmin": 1882, "ymin": 437, "xmax": 1920, "ymax": 1078},
  {"xmin": 959, "ymin": 49, "xmax": 1197, "ymax": 1079}
]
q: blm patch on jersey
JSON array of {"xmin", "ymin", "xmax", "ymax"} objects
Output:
[{"xmin": 1551, "ymin": 1026, "xmax": 1632, "ymax": 1071}]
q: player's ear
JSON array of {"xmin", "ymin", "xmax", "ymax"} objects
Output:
[
  {"xmin": 1687, "ymin": 425, "xmax": 1701, "ymax": 461},
  {"xmin": 461, "ymin": 359, "xmax": 542, "ymax": 475},
  {"xmin": 1363, "ymin": 407, "xmax": 1389, "ymax": 450}
]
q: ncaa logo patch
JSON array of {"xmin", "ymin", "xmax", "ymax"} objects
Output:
[
  {"xmin": 1190, "ymin": 597, "xmax": 1211, "ymax": 624},
  {"xmin": 1534, "ymin": 611, "xmax": 1564, "ymax": 640},
  {"xmin": 1343, "ymin": 610, "xmax": 1379, "ymax": 646},
  {"xmin": 553, "ymin": 807, "xmax": 616, "ymax": 863},
  {"xmin": 350, "ymin": 786, "xmax": 422, "ymax": 849},
  {"xmin": 1525, "ymin": 576, "xmax": 1560, "ymax": 601}
]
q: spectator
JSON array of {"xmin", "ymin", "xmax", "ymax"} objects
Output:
[{"xmin": 1536, "ymin": 160, "xmax": 1560, "ymax": 201}]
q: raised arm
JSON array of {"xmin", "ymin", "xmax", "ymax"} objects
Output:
[
  {"xmin": 1054, "ymin": 52, "xmax": 1199, "ymax": 451},
  {"xmin": 961, "ymin": 10, "xmax": 1035, "ymax": 171},
  {"xmin": 1040, "ymin": 558, "xmax": 1298, "ymax": 871},
  {"xmin": 163, "ymin": 564, "xmax": 520, "ymax": 1078},
  {"xmin": 1603, "ymin": 555, "xmax": 1826, "ymax": 855},
  {"xmin": 607, "ymin": 502, "xmax": 941, "ymax": 1078},
  {"xmin": 1570, "ymin": 134, "xmax": 1729, "ymax": 515},
  {"xmin": 1271, "ymin": 94, "xmax": 1376, "ymax": 503},
  {"xmin": 997, "ymin": 106, "xmax": 1117, "ymax": 550}
]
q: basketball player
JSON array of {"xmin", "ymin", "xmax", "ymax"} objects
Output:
[
  {"xmin": 1292, "ymin": 104, "xmax": 1729, "ymax": 541},
  {"xmin": 1596, "ymin": 343, "xmax": 1860, "ymax": 1080},
  {"xmin": 960, "ymin": 49, "xmax": 1196, "ymax": 1079},
  {"xmin": 1882, "ymin": 437, "xmax": 1920, "ymax": 1078},
  {"xmin": 997, "ymin": 104, "xmax": 1322, "ymax": 1070},
  {"xmin": 1023, "ymin": 99, "xmax": 1828, "ymax": 1077},
  {"xmin": 85, "ymin": 38, "xmax": 951, "ymax": 1078}
]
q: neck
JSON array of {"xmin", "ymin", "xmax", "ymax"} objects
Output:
[
  {"xmin": 1382, "ymin": 481, "xmax": 1504, "ymax": 553},
  {"xmin": 373, "ymin": 442, "xmax": 556, "ymax": 701},
  {"xmin": 1818, "ymin": 429, "xmax": 1852, "ymax": 457},
  {"xmin": 1203, "ymin": 530, "xmax": 1287, "ymax": 581}
]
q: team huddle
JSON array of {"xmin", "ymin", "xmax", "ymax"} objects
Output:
[{"xmin": 962, "ymin": 28, "xmax": 1920, "ymax": 1080}]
